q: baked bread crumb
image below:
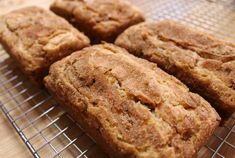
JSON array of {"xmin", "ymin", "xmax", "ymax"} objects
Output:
[
  {"xmin": 50, "ymin": 0, "xmax": 145, "ymax": 43},
  {"xmin": 115, "ymin": 20, "xmax": 235, "ymax": 118},
  {"xmin": 44, "ymin": 43, "xmax": 220, "ymax": 158},
  {"xmin": 0, "ymin": 6, "xmax": 90, "ymax": 85}
]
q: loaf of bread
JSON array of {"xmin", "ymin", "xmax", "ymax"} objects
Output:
[
  {"xmin": 115, "ymin": 20, "xmax": 235, "ymax": 118},
  {"xmin": 44, "ymin": 43, "xmax": 220, "ymax": 158},
  {"xmin": 50, "ymin": 0, "xmax": 145, "ymax": 43},
  {"xmin": 0, "ymin": 6, "xmax": 90, "ymax": 85}
]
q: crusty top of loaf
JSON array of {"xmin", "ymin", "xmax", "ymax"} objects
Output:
[
  {"xmin": 0, "ymin": 6, "xmax": 90, "ymax": 74},
  {"xmin": 45, "ymin": 43, "xmax": 220, "ymax": 158},
  {"xmin": 115, "ymin": 20, "xmax": 235, "ymax": 111},
  {"xmin": 50, "ymin": 0, "xmax": 145, "ymax": 40}
]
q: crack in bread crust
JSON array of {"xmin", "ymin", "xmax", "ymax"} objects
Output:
[{"xmin": 44, "ymin": 44, "xmax": 220, "ymax": 158}]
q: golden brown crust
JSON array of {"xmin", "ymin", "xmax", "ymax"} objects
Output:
[
  {"xmin": 0, "ymin": 6, "xmax": 90, "ymax": 85},
  {"xmin": 115, "ymin": 20, "xmax": 235, "ymax": 118},
  {"xmin": 44, "ymin": 43, "xmax": 220, "ymax": 158},
  {"xmin": 50, "ymin": 0, "xmax": 145, "ymax": 43}
]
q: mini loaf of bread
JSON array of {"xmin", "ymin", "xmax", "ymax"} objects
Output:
[
  {"xmin": 50, "ymin": 0, "xmax": 145, "ymax": 43},
  {"xmin": 115, "ymin": 20, "xmax": 235, "ymax": 118},
  {"xmin": 44, "ymin": 43, "xmax": 220, "ymax": 158},
  {"xmin": 0, "ymin": 6, "xmax": 90, "ymax": 85}
]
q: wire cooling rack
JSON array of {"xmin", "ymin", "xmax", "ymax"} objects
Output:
[{"xmin": 0, "ymin": 0, "xmax": 235, "ymax": 158}]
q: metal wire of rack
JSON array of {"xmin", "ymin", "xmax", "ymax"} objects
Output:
[{"xmin": 0, "ymin": 0, "xmax": 235, "ymax": 158}]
